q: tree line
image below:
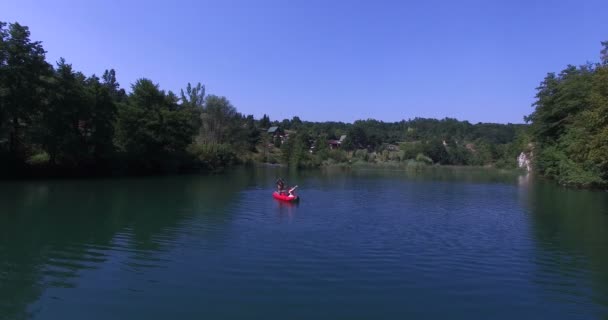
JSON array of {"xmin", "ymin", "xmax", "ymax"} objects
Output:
[
  {"xmin": 1, "ymin": 21, "xmax": 531, "ymax": 178},
  {"xmin": 0, "ymin": 22, "xmax": 262, "ymax": 177},
  {"xmin": 272, "ymin": 117, "xmax": 527, "ymax": 168},
  {"xmin": 525, "ymin": 41, "xmax": 608, "ymax": 188}
]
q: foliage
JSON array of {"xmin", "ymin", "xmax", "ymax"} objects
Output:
[
  {"xmin": 26, "ymin": 152, "xmax": 49, "ymax": 165},
  {"xmin": 114, "ymin": 78, "xmax": 200, "ymax": 171},
  {"xmin": 187, "ymin": 143, "xmax": 237, "ymax": 172},
  {"xmin": 0, "ymin": 20, "xmax": 534, "ymax": 177},
  {"xmin": 526, "ymin": 41, "xmax": 608, "ymax": 187},
  {"xmin": 280, "ymin": 131, "xmax": 312, "ymax": 168},
  {"xmin": 259, "ymin": 114, "xmax": 271, "ymax": 129},
  {"xmin": 415, "ymin": 153, "xmax": 433, "ymax": 164},
  {"xmin": 0, "ymin": 22, "xmax": 52, "ymax": 163},
  {"xmin": 33, "ymin": 59, "xmax": 117, "ymax": 166}
]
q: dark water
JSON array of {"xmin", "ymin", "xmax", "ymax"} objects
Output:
[{"xmin": 1, "ymin": 167, "xmax": 608, "ymax": 319}]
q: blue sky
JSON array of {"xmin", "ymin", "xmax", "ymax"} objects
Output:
[{"xmin": 3, "ymin": 0, "xmax": 607, "ymax": 123}]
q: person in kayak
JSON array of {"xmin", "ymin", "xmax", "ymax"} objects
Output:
[{"xmin": 276, "ymin": 178, "xmax": 286, "ymax": 194}]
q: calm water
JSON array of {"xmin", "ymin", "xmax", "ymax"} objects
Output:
[{"xmin": 1, "ymin": 167, "xmax": 608, "ymax": 319}]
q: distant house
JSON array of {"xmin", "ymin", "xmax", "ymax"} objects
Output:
[
  {"xmin": 328, "ymin": 139, "xmax": 340, "ymax": 149},
  {"xmin": 328, "ymin": 135, "xmax": 347, "ymax": 149},
  {"xmin": 267, "ymin": 126, "xmax": 283, "ymax": 136},
  {"xmin": 266, "ymin": 126, "xmax": 286, "ymax": 146}
]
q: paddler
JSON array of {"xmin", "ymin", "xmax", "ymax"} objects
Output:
[{"xmin": 276, "ymin": 178, "xmax": 286, "ymax": 194}]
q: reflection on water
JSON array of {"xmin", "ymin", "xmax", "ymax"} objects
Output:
[
  {"xmin": 0, "ymin": 170, "xmax": 256, "ymax": 320},
  {"xmin": 518, "ymin": 172, "xmax": 530, "ymax": 188},
  {"xmin": 0, "ymin": 166, "xmax": 607, "ymax": 319},
  {"xmin": 276, "ymin": 200, "xmax": 299, "ymax": 223},
  {"xmin": 523, "ymin": 179, "xmax": 608, "ymax": 317}
]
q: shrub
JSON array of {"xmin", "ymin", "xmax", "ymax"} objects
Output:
[
  {"xmin": 328, "ymin": 149, "xmax": 347, "ymax": 162},
  {"xmin": 188, "ymin": 143, "xmax": 237, "ymax": 172},
  {"xmin": 354, "ymin": 149, "xmax": 369, "ymax": 161},
  {"xmin": 415, "ymin": 153, "xmax": 433, "ymax": 165},
  {"xmin": 27, "ymin": 152, "xmax": 50, "ymax": 165}
]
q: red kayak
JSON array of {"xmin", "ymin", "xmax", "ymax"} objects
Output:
[{"xmin": 273, "ymin": 191, "xmax": 299, "ymax": 202}]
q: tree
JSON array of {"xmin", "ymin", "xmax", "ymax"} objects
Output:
[
  {"xmin": 37, "ymin": 59, "xmax": 87, "ymax": 165},
  {"xmin": 348, "ymin": 125, "xmax": 367, "ymax": 149},
  {"xmin": 314, "ymin": 134, "xmax": 329, "ymax": 155},
  {"xmin": 115, "ymin": 79, "xmax": 199, "ymax": 170},
  {"xmin": 102, "ymin": 69, "xmax": 126, "ymax": 102},
  {"xmin": 180, "ymin": 82, "xmax": 205, "ymax": 109},
  {"xmin": 577, "ymin": 61, "xmax": 608, "ymax": 182},
  {"xmin": 244, "ymin": 115, "xmax": 260, "ymax": 152},
  {"xmin": 0, "ymin": 22, "xmax": 52, "ymax": 162},
  {"xmin": 259, "ymin": 114, "xmax": 270, "ymax": 129},
  {"xmin": 525, "ymin": 41, "xmax": 608, "ymax": 187},
  {"xmin": 280, "ymin": 131, "xmax": 311, "ymax": 167},
  {"xmin": 424, "ymin": 139, "xmax": 450, "ymax": 164},
  {"xmin": 199, "ymin": 95, "xmax": 239, "ymax": 145},
  {"xmin": 84, "ymin": 74, "xmax": 117, "ymax": 163},
  {"xmin": 525, "ymin": 65, "xmax": 594, "ymax": 144},
  {"xmin": 601, "ymin": 41, "xmax": 608, "ymax": 66},
  {"xmin": 291, "ymin": 116, "xmax": 303, "ymax": 130}
]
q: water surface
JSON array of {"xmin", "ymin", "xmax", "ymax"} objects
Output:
[{"xmin": 1, "ymin": 167, "xmax": 608, "ymax": 319}]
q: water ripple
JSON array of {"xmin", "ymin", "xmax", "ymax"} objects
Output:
[{"xmin": 1, "ymin": 170, "xmax": 608, "ymax": 319}]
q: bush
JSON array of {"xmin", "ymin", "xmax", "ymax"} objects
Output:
[
  {"xmin": 328, "ymin": 149, "xmax": 347, "ymax": 162},
  {"xmin": 389, "ymin": 151, "xmax": 403, "ymax": 162},
  {"xmin": 188, "ymin": 143, "xmax": 237, "ymax": 172},
  {"xmin": 401, "ymin": 142, "xmax": 424, "ymax": 160},
  {"xmin": 354, "ymin": 149, "xmax": 369, "ymax": 161},
  {"xmin": 534, "ymin": 146, "xmax": 605, "ymax": 187},
  {"xmin": 415, "ymin": 153, "xmax": 433, "ymax": 165},
  {"xmin": 494, "ymin": 157, "xmax": 516, "ymax": 169},
  {"xmin": 26, "ymin": 152, "xmax": 50, "ymax": 165}
]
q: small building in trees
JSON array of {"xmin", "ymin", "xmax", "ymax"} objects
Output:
[
  {"xmin": 267, "ymin": 126, "xmax": 283, "ymax": 136},
  {"xmin": 267, "ymin": 126, "xmax": 285, "ymax": 146},
  {"xmin": 328, "ymin": 140, "xmax": 340, "ymax": 149},
  {"xmin": 328, "ymin": 135, "xmax": 347, "ymax": 149}
]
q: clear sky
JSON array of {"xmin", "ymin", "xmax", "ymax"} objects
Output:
[{"xmin": 3, "ymin": 0, "xmax": 607, "ymax": 124}]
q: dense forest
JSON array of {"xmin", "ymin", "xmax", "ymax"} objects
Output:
[
  {"xmin": 269, "ymin": 118, "xmax": 527, "ymax": 169},
  {"xmin": 0, "ymin": 21, "xmax": 527, "ymax": 178},
  {"xmin": 525, "ymin": 41, "xmax": 608, "ymax": 188},
  {"xmin": 0, "ymin": 22, "xmax": 260, "ymax": 176}
]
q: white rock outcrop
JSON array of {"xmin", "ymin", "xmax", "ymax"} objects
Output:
[{"xmin": 518, "ymin": 152, "xmax": 531, "ymax": 172}]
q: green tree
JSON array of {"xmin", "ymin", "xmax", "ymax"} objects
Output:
[
  {"xmin": 84, "ymin": 74, "xmax": 117, "ymax": 163},
  {"xmin": 281, "ymin": 131, "xmax": 311, "ymax": 167},
  {"xmin": 401, "ymin": 142, "xmax": 424, "ymax": 160},
  {"xmin": 348, "ymin": 125, "xmax": 367, "ymax": 149},
  {"xmin": 525, "ymin": 41, "xmax": 608, "ymax": 187},
  {"xmin": 199, "ymin": 95, "xmax": 239, "ymax": 145},
  {"xmin": 115, "ymin": 79, "xmax": 199, "ymax": 170},
  {"xmin": 424, "ymin": 139, "xmax": 449, "ymax": 164},
  {"xmin": 525, "ymin": 65, "xmax": 594, "ymax": 144},
  {"xmin": 259, "ymin": 114, "xmax": 271, "ymax": 129},
  {"xmin": 37, "ymin": 59, "xmax": 88, "ymax": 165},
  {"xmin": 102, "ymin": 69, "xmax": 126, "ymax": 102},
  {"xmin": 180, "ymin": 82, "xmax": 205, "ymax": 109},
  {"xmin": 244, "ymin": 115, "xmax": 260, "ymax": 152},
  {"xmin": 291, "ymin": 116, "xmax": 303, "ymax": 130},
  {"xmin": 0, "ymin": 22, "xmax": 52, "ymax": 163}
]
